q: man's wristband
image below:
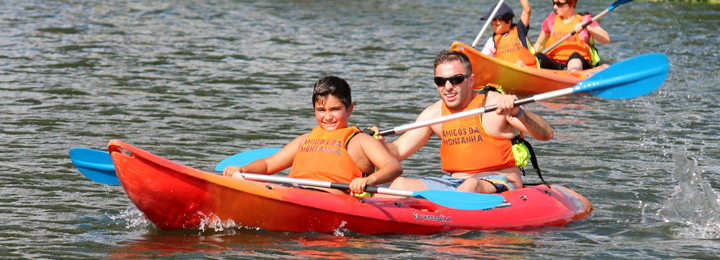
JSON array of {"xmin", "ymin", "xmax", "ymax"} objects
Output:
[{"xmin": 510, "ymin": 107, "xmax": 524, "ymax": 119}]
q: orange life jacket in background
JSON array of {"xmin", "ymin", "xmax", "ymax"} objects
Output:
[
  {"xmin": 545, "ymin": 14, "xmax": 593, "ymax": 63},
  {"xmin": 494, "ymin": 26, "xmax": 538, "ymax": 67},
  {"xmin": 439, "ymin": 93, "xmax": 518, "ymax": 173},
  {"xmin": 289, "ymin": 126, "xmax": 364, "ymax": 184}
]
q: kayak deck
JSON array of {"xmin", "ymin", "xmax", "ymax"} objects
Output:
[
  {"xmin": 109, "ymin": 139, "xmax": 593, "ymax": 235},
  {"xmin": 450, "ymin": 41, "xmax": 608, "ymax": 95}
]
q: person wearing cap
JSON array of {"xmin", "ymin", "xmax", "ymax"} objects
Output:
[
  {"xmin": 533, "ymin": 0, "xmax": 610, "ymax": 71},
  {"xmin": 480, "ymin": 0, "xmax": 537, "ymax": 67}
]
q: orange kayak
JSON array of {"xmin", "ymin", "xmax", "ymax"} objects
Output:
[
  {"xmin": 109, "ymin": 139, "xmax": 593, "ymax": 235},
  {"xmin": 450, "ymin": 41, "xmax": 608, "ymax": 95}
]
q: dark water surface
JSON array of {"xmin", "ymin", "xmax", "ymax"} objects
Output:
[{"xmin": 1, "ymin": 0, "xmax": 719, "ymax": 258}]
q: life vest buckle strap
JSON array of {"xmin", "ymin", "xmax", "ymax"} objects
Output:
[{"xmin": 518, "ymin": 137, "xmax": 551, "ymax": 188}]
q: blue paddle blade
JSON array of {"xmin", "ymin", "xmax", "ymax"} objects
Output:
[
  {"xmin": 69, "ymin": 148, "xmax": 120, "ymax": 185},
  {"xmin": 609, "ymin": 0, "xmax": 634, "ymax": 10},
  {"xmin": 412, "ymin": 190, "xmax": 505, "ymax": 210},
  {"xmin": 573, "ymin": 53, "xmax": 669, "ymax": 99},
  {"xmin": 214, "ymin": 148, "xmax": 281, "ymax": 171},
  {"xmin": 69, "ymin": 146, "xmax": 282, "ymax": 185}
]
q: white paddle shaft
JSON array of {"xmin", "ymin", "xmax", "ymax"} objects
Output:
[
  {"xmin": 239, "ymin": 173, "xmax": 413, "ymax": 197},
  {"xmin": 379, "ymin": 87, "xmax": 573, "ymax": 136}
]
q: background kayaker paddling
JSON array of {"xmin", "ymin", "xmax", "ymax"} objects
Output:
[
  {"xmin": 533, "ymin": 0, "xmax": 610, "ymax": 71},
  {"xmin": 479, "ymin": 0, "xmax": 537, "ymax": 67},
  {"xmin": 223, "ymin": 76, "xmax": 402, "ymax": 195},
  {"xmin": 372, "ymin": 50, "xmax": 554, "ymax": 195}
]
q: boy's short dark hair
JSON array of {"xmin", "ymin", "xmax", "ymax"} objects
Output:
[
  {"xmin": 434, "ymin": 50, "xmax": 473, "ymax": 75},
  {"xmin": 494, "ymin": 16, "xmax": 512, "ymax": 23},
  {"xmin": 312, "ymin": 75, "xmax": 352, "ymax": 109}
]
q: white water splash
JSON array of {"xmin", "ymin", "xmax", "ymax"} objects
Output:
[
  {"xmin": 197, "ymin": 212, "xmax": 238, "ymax": 232},
  {"xmin": 333, "ymin": 221, "xmax": 347, "ymax": 237},
  {"xmin": 107, "ymin": 206, "xmax": 150, "ymax": 229},
  {"xmin": 657, "ymin": 153, "xmax": 720, "ymax": 239}
]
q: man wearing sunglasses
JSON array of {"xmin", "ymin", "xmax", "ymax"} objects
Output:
[
  {"xmin": 533, "ymin": 0, "xmax": 610, "ymax": 71},
  {"xmin": 373, "ymin": 50, "xmax": 554, "ymax": 194},
  {"xmin": 479, "ymin": 0, "xmax": 537, "ymax": 68}
]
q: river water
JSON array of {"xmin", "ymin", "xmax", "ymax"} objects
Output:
[{"xmin": 1, "ymin": 0, "xmax": 719, "ymax": 258}]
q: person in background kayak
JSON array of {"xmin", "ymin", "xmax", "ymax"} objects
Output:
[
  {"xmin": 373, "ymin": 50, "xmax": 553, "ymax": 194},
  {"xmin": 223, "ymin": 76, "xmax": 402, "ymax": 195},
  {"xmin": 479, "ymin": 0, "xmax": 537, "ymax": 67},
  {"xmin": 533, "ymin": 0, "xmax": 610, "ymax": 71}
]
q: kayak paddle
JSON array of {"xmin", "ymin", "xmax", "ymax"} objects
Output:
[
  {"xmin": 72, "ymin": 145, "xmax": 503, "ymax": 210},
  {"xmin": 236, "ymin": 173, "xmax": 506, "ymax": 210},
  {"xmin": 542, "ymin": 0, "xmax": 634, "ymax": 54},
  {"xmin": 373, "ymin": 52, "xmax": 668, "ymax": 136},
  {"xmin": 69, "ymin": 147, "xmax": 281, "ymax": 185}
]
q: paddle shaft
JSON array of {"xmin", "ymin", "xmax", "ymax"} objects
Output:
[
  {"xmin": 239, "ymin": 172, "xmax": 413, "ymax": 197},
  {"xmin": 377, "ymin": 54, "xmax": 666, "ymax": 136},
  {"xmin": 471, "ymin": 0, "xmax": 506, "ymax": 48},
  {"xmin": 376, "ymin": 49, "xmax": 663, "ymax": 137},
  {"xmin": 376, "ymin": 90, "xmax": 564, "ymax": 136},
  {"xmin": 237, "ymin": 172, "xmax": 505, "ymax": 210}
]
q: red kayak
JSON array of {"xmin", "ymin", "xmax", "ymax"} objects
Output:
[
  {"xmin": 109, "ymin": 139, "xmax": 593, "ymax": 235},
  {"xmin": 450, "ymin": 41, "xmax": 608, "ymax": 95}
]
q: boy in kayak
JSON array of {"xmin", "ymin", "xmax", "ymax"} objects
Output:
[
  {"xmin": 223, "ymin": 76, "xmax": 402, "ymax": 195},
  {"xmin": 373, "ymin": 50, "xmax": 553, "ymax": 194},
  {"xmin": 479, "ymin": 0, "xmax": 537, "ymax": 67},
  {"xmin": 533, "ymin": 0, "xmax": 610, "ymax": 71}
]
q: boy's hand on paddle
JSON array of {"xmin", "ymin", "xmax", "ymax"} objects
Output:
[
  {"xmin": 223, "ymin": 166, "xmax": 244, "ymax": 179},
  {"xmin": 349, "ymin": 177, "xmax": 374, "ymax": 194}
]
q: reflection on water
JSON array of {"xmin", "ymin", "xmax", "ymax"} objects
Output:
[{"xmin": 110, "ymin": 228, "xmax": 540, "ymax": 258}]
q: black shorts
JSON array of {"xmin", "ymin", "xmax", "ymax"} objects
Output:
[{"xmin": 535, "ymin": 52, "xmax": 593, "ymax": 70}]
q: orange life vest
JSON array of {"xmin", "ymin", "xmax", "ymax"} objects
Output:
[
  {"xmin": 494, "ymin": 26, "xmax": 537, "ymax": 67},
  {"xmin": 439, "ymin": 93, "xmax": 518, "ymax": 173},
  {"xmin": 545, "ymin": 14, "xmax": 592, "ymax": 63},
  {"xmin": 289, "ymin": 126, "xmax": 364, "ymax": 184}
]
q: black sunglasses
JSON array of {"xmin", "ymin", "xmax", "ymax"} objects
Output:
[
  {"xmin": 434, "ymin": 73, "xmax": 471, "ymax": 86},
  {"xmin": 552, "ymin": 1, "xmax": 568, "ymax": 6}
]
